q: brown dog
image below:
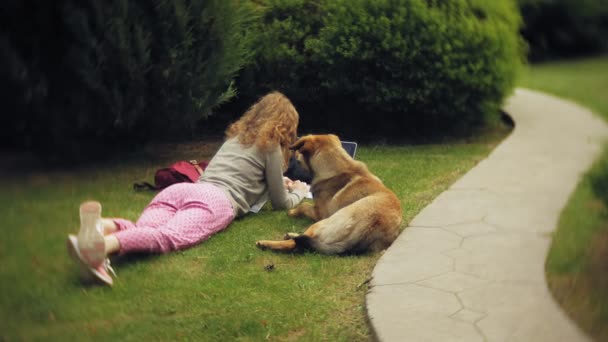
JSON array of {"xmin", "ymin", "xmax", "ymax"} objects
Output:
[{"xmin": 256, "ymin": 134, "xmax": 402, "ymax": 254}]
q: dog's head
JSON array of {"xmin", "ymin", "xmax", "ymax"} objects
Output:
[{"xmin": 290, "ymin": 134, "xmax": 346, "ymax": 178}]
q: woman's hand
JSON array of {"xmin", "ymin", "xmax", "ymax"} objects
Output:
[
  {"xmin": 283, "ymin": 177, "xmax": 294, "ymax": 191},
  {"xmin": 291, "ymin": 180, "xmax": 309, "ymax": 194},
  {"xmin": 284, "ymin": 176, "xmax": 309, "ymax": 193}
]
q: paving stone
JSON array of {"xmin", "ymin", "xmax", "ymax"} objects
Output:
[
  {"xmin": 441, "ymin": 247, "xmax": 471, "ymax": 260},
  {"xmin": 455, "ymin": 232, "xmax": 550, "ymax": 283},
  {"xmin": 451, "ymin": 308, "xmax": 485, "ymax": 324},
  {"xmin": 482, "ymin": 192, "xmax": 571, "ymax": 234},
  {"xmin": 458, "ymin": 281, "xmax": 551, "ymax": 316},
  {"xmin": 460, "ymin": 283, "xmax": 587, "ymax": 341},
  {"xmin": 371, "ymin": 250, "xmax": 453, "ymax": 286},
  {"xmin": 443, "ymin": 221, "xmax": 498, "ymax": 237},
  {"xmin": 371, "ymin": 313, "xmax": 484, "ymax": 342},
  {"xmin": 367, "ymin": 284, "xmax": 483, "ymax": 342},
  {"xmin": 417, "ymin": 271, "xmax": 489, "ymax": 293},
  {"xmin": 409, "ymin": 189, "xmax": 497, "ymax": 227},
  {"xmin": 386, "ymin": 227, "xmax": 462, "ymax": 255}
]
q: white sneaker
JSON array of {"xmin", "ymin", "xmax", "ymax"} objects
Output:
[
  {"xmin": 67, "ymin": 234, "xmax": 115, "ymax": 286},
  {"xmin": 77, "ymin": 201, "xmax": 105, "ymax": 268}
]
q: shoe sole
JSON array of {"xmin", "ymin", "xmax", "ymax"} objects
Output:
[
  {"xmin": 67, "ymin": 235, "xmax": 113, "ymax": 286},
  {"xmin": 66, "ymin": 235, "xmax": 95, "ymax": 282},
  {"xmin": 78, "ymin": 201, "xmax": 105, "ymax": 268}
]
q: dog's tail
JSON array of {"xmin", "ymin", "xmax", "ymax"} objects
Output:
[{"xmin": 293, "ymin": 235, "xmax": 314, "ymax": 251}]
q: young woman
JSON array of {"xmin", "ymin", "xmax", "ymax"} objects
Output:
[{"xmin": 67, "ymin": 92, "xmax": 310, "ymax": 286}]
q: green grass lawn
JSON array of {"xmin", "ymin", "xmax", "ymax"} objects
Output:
[
  {"xmin": 0, "ymin": 127, "xmax": 509, "ymax": 341},
  {"xmin": 519, "ymin": 55, "xmax": 608, "ymax": 341},
  {"xmin": 519, "ymin": 56, "xmax": 608, "ymax": 117}
]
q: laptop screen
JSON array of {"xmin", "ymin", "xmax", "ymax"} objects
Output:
[{"xmin": 341, "ymin": 141, "xmax": 358, "ymax": 159}]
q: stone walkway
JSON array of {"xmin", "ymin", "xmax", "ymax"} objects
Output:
[{"xmin": 366, "ymin": 88, "xmax": 608, "ymax": 341}]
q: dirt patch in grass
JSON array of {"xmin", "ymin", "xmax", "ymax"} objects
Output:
[
  {"xmin": 280, "ymin": 328, "xmax": 306, "ymax": 341},
  {"xmin": 548, "ymin": 224, "xmax": 608, "ymax": 341}
]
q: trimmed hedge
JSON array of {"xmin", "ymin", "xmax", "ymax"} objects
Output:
[
  {"xmin": 519, "ymin": 0, "xmax": 608, "ymax": 61},
  {"xmin": 1, "ymin": 0, "xmax": 257, "ymax": 158},
  {"xmin": 237, "ymin": 0, "xmax": 523, "ymax": 139}
]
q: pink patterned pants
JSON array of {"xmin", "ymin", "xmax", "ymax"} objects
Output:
[{"xmin": 112, "ymin": 182, "xmax": 234, "ymax": 255}]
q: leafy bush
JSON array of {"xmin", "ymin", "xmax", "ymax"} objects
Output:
[
  {"xmin": 518, "ymin": 0, "xmax": 608, "ymax": 61},
  {"xmin": 237, "ymin": 0, "xmax": 523, "ymax": 139},
  {"xmin": 1, "ymin": 0, "xmax": 256, "ymax": 159},
  {"xmin": 231, "ymin": 0, "xmax": 325, "ymax": 125}
]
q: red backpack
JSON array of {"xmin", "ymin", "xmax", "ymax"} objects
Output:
[{"xmin": 133, "ymin": 160, "xmax": 208, "ymax": 191}]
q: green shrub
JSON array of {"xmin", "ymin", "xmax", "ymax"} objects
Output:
[
  {"xmin": 518, "ymin": 0, "xmax": 608, "ymax": 61},
  {"xmin": 1, "ymin": 0, "xmax": 256, "ymax": 159},
  {"xmin": 238, "ymin": 0, "xmax": 523, "ymax": 139},
  {"xmin": 232, "ymin": 0, "xmax": 325, "ymax": 123}
]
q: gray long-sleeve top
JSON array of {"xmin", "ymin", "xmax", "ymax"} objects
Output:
[{"xmin": 198, "ymin": 137, "xmax": 307, "ymax": 217}]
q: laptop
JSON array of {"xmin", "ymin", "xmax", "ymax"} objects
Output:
[{"xmin": 341, "ymin": 141, "xmax": 358, "ymax": 159}]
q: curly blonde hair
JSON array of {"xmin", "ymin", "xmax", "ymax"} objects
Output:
[{"xmin": 226, "ymin": 92, "xmax": 299, "ymax": 169}]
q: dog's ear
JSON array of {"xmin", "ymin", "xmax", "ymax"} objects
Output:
[
  {"xmin": 290, "ymin": 135, "xmax": 315, "ymax": 156},
  {"xmin": 290, "ymin": 136, "xmax": 308, "ymax": 151}
]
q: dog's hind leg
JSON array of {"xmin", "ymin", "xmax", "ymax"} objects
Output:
[
  {"xmin": 257, "ymin": 222, "xmax": 322, "ymax": 252},
  {"xmin": 256, "ymin": 239, "xmax": 297, "ymax": 251}
]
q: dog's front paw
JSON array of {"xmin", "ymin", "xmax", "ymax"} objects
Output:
[{"xmin": 287, "ymin": 208, "xmax": 299, "ymax": 217}]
